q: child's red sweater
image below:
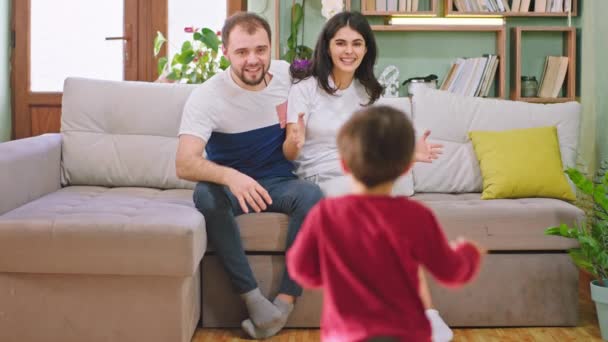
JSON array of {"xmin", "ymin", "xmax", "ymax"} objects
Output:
[{"xmin": 287, "ymin": 195, "xmax": 481, "ymax": 342}]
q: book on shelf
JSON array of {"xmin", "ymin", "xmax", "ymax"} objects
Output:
[
  {"xmin": 453, "ymin": 0, "xmax": 510, "ymax": 13},
  {"xmin": 399, "ymin": 0, "xmax": 406, "ymax": 11},
  {"xmin": 387, "ymin": 0, "xmax": 398, "ymax": 11},
  {"xmin": 373, "ymin": 0, "xmax": 418, "ymax": 12},
  {"xmin": 534, "ymin": 0, "xmax": 570, "ymax": 13},
  {"xmin": 440, "ymin": 54, "xmax": 498, "ymax": 97},
  {"xmin": 512, "ymin": 0, "xmax": 522, "ymax": 12},
  {"xmin": 538, "ymin": 55, "xmax": 569, "ymax": 98},
  {"xmin": 364, "ymin": 0, "xmax": 375, "ymax": 11},
  {"xmin": 376, "ymin": 0, "xmax": 387, "ymax": 11}
]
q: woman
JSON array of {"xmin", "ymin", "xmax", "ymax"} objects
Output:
[{"xmin": 282, "ymin": 11, "xmax": 451, "ymax": 342}]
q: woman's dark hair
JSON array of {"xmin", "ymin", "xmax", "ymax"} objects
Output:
[{"xmin": 291, "ymin": 11, "xmax": 384, "ymax": 105}]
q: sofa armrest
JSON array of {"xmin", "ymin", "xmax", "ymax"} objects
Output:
[{"xmin": 0, "ymin": 134, "xmax": 62, "ymax": 215}]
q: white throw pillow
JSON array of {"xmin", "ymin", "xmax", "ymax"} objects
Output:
[{"xmin": 410, "ymin": 87, "xmax": 581, "ymax": 193}]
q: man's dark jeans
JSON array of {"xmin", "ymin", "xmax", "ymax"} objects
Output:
[{"xmin": 193, "ymin": 176, "xmax": 323, "ymax": 296}]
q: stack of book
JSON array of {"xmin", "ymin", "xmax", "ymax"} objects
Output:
[
  {"xmin": 453, "ymin": 0, "xmax": 573, "ymax": 13},
  {"xmin": 537, "ymin": 55, "xmax": 569, "ymax": 98},
  {"xmin": 440, "ymin": 54, "xmax": 499, "ymax": 97},
  {"xmin": 367, "ymin": 0, "xmax": 420, "ymax": 11},
  {"xmin": 453, "ymin": 0, "xmax": 510, "ymax": 12}
]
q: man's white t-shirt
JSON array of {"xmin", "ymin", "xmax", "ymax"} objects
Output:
[
  {"xmin": 179, "ymin": 60, "xmax": 294, "ymax": 179},
  {"xmin": 286, "ymin": 76, "xmax": 369, "ymax": 182}
]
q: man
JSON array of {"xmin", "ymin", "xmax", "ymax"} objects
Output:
[{"xmin": 176, "ymin": 12, "xmax": 323, "ymax": 339}]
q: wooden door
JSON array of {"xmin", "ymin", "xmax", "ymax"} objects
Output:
[
  {"xmin": 10, "ymin": 0, "xmax": 166, "ymax": 139},
  {"xmin": 10, "ymin": 0, "xmax": 246, "ymax": 139}
]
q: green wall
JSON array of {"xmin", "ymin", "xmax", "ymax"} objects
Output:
[
  {"xmin": 579, "ymin": 0, "xmax": 608, "ymax": 171},
  {"xmin": 0, "ymin": 0, "xmax": 10, "ymax": 142}
]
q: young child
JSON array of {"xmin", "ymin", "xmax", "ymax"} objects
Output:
[{"xmin": 286, "ymin": 105, "xmax": 484, "ymax": 342}]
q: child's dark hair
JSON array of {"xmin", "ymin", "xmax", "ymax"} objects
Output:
[
  {"xmin": 290, "ymin": 11, "xmax": 383, "ymax": 105},
  {"xmin": 337, "ymin": 105, "xmax": 415, "ymax": 188}
]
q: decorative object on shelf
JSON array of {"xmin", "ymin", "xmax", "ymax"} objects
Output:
[
  {"xmin": 321, "ymin": 0, "xmax": 344, "ymax": 20},
  {"xmin": 378, "ymin": 65, "xmax": 401, "ymax": 97},
  {"xmin": 511, "ymin": 27, "xmax": 576, "ymax": 103},
  {"xmin": 520, "ymin": 76, "xmax": 538, "ymax": 97},
  {"xmin": 545, "ymin": 161, "xmax": 608, "ymax": 339},
  {"xmin": 153, "ymin": 27, "xmax": 230, "ymax": 84},
  {"xmin": 402, "ymin": 74, "xmax": 438, "ymax": 96},
  {"xmin": 284, "ymin": 0, "xmax": 313, "ymax": 64}
]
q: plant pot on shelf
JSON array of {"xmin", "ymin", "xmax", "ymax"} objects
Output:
[{"xmin": 591, "ymin": 280, "xmax": 608, "ymax": 341}]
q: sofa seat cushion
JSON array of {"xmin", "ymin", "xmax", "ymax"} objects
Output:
[
  {"xmin": 412, "ymin": 193, "xmax": 582, "ymax": 250},
  {"xmin": 0, "ymin": 186, "xmax": 206, "ymax": 276},
  {"xmin": 210, "ymin": 193, "xmax": 582, "ymax": 252}
]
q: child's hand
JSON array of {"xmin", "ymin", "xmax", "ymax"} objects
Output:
[{"xmin": 450, "ymin": 237, "xmax": 487, "ymax": 256}]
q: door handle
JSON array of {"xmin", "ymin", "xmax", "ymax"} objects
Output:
[
  {"xmin": 105, "ymin": 24, "xmax": 133, "ymax": 67},
  {"xmin": 105, "ymin": 36, "xmax": 130, "ymax": 41}
]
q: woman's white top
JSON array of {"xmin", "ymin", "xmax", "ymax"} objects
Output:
[{"xmin": 286, "ymin": 76, "xmax": 369, "ymax": 182}]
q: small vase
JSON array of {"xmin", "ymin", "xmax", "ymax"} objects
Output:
[
  {"xmin": 521, "ymin": 76, "xmax": 538, "ymax": 97},
  {"xmin": 591, "ymin": 279, "xmax": 608, "ymax": 340}
]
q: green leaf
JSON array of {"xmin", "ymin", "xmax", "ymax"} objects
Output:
[
  {"xmin": 177, "ymin": 50, "xmax": 195, "ymax": 65},
  {"xmin": 566, "ymin": 168, "xmax": 594, "ymax": 194},
  {"xmin": 157, "ymin": 57, "xmax": 168, "ymax": 76},
  {"xmin": 181, "ymin": 41, "xmax": 193, "ymax": 54},
  {"xmin": 197, "ymin": 28, "xmax": 220, "ymax": 52},
  {"xmin": 569, "ymin": 249, "xmax": 596, "ymax": 276},
  {"xmin": 291, "ymin": 3, "xmax": 303, "ymax": 37},
  {"xmin": 193, "ymin": 32, "xmax": 203, "ymax": 41},
  {"xmin": 594, "ymin": 185, "xmax": 608, "ymax": 214},
  {"xmin": 219, "ymin": 56, "xmax": 230, "ymax": 70},
  {"xmin": 545, "ymin": 226, "xmax": 562, "ymax": 236},
  {"xmin": 283, "ymin": 49, "xmax": 296, "ymax": 63},
  {"xmin": 153, "ymin": 31, "xmax": 166, "ymax": 56},
  {"xmin": 167, "ymin": 69, "xmax": 181, "ymax": 81}
]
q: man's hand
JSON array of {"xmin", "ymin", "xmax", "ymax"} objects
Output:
[
  {"xmin": 225, "ymin": 170, "xmax": 272, "ymax": 213},
  {"xmin": 415, "ymin": 129, "xmax": 443, "ymax": 163}
]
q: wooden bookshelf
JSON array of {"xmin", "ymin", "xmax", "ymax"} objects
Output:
[
  {"xmin": 371, "ymin": 24, "xmax": 507, "ymax": 98},
  {"xmin": 359, "ymin": 0, "xmax": 439, "ymax": 16},
  {"xmin": 445, "ymin": 0, "xmax": 577, "ymax": 17},
  {"xmin": 510, "ymin": 26, "xmax": 576, "ymax": 103}
]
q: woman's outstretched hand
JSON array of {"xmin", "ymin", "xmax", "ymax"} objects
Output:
[
  {"xmin": 291, "ymin": 113, "xmax": 306, "ymax": 149},
  {"xmin": 415, "ymin": 129, "xmax": 443, "ymax": 163}
]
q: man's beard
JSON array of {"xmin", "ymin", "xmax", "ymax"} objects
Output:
[{"xmin": 236, "ymin": 61, "xmax": 269, "ymax": 86}]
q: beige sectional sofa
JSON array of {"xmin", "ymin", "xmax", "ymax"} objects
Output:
[{"xmin": 0, "ymin": 78, "xmax": 582, "ymax": 342}]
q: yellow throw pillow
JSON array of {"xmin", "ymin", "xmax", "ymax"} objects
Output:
[{"xmin": 468, "ymin": 126, "xmax": 575, "ymax": 201}]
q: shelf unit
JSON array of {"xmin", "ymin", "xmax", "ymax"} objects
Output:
[
  {"xmin": 360, "ymin": 0, "xmax": 439, "ymax": 16},
  {"xmin": 510, "ymin": 26, "xmax": 576, "ymax": 103},
  {"xmin": 345, "ymin": 0, "xmax": 578, "ymax": 102},
  {"xmin": 371, "ymin": 24, "xmax": 507, "ymax": 98},
  {"xmin": 445, "ymin": 0, "xmax": 578, "ymax": 17}
]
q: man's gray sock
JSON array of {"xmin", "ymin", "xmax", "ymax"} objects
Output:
[
  {"xmin": 240, "ymin": 288, "xmax": 282, "ymax": 329},
  {"xmin": 241, "ymin": 297, "xmax": 294, "ymax": 339}
]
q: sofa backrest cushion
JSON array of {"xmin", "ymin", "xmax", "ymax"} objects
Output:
[
  {"xmin": 61, "ymin": 78, "xmax": 197, "ymax": 189},
  {"xmin": 411, "ymin": 87, "xmax": 581, "ymax": 193}
]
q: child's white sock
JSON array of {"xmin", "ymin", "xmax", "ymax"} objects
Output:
[{"xmin": 425, "ymin": 309, "xmax": 453, "ymax": 342}]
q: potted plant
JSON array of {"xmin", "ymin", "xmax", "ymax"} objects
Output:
[
  {"xmin": 545, "ymin": 161, "xmax": 608, "ymax": 339},
  {"xmin": 153, "ymin": 27, "xmax": 230, "ymax": 83}
]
